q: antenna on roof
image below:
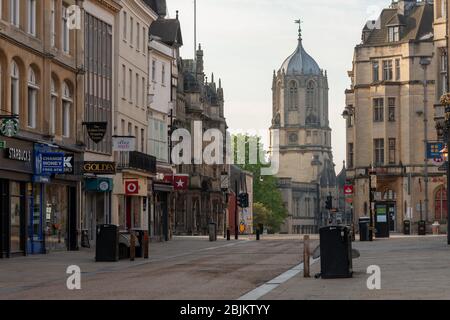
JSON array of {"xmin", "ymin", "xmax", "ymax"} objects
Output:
[{"xmin": 194, "ymin": 0, "xmax": 197, "ymax": 61}]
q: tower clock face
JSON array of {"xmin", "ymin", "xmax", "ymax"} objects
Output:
[{"xmin": 0, "ymin": 118, "xmax": 19, "ymax": 137}]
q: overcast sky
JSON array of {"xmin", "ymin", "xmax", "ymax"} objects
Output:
[{"xmin": 166, "ymin": 0, "xmax": 392, "ymax": 170}]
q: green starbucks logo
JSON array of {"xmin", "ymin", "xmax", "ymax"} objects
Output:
[{"xmin": 0, "ymin": 118, "xmax": 19, "ymax": 137}]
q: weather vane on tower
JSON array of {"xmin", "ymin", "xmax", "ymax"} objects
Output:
[{"xmin": 295, "ymin": 18, "xmax": 302, "ymax": 41}]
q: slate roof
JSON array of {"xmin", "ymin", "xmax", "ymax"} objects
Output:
[
  {"xmin": 143, "ymin": 0, "xmax": 167, "ymax": 17},
  {"xmin": 149, "ymin": 18, "xmax": 183, "ymax": 47},
  {"xmin": 362, "ymin": 2, "xmax": 433, "ymax": 46}
]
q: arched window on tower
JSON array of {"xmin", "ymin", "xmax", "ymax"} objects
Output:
[
  {"xmin": 288, "ymin": 81, "xmax": 298, "ymax": 110},
  {"xmin": 306, "ymin": 81, "xmax": 318, "ymax": 125}
]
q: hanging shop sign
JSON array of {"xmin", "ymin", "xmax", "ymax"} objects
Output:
[
  {"xmin": 82, "ymin": 161, "xmax": 116, "ymax": 175},
  {"xmin": 83, "ymin": 122, "xmax": 108, "ymax": 143},
  {"xmin": 112, "ymin": 136, "xmax": 136, "ymax": 152},
  {"xmin": 0, "ymin": 117, "xmax": 19, "ymax": 137},
  {"xmin": 6, "ymin": 147, "xmax": 32, "ymax": 162}
]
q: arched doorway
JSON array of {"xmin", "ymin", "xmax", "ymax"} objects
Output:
[{"xmin": 435, "ymin": 186, "xmax": 447, "ymax": 222}]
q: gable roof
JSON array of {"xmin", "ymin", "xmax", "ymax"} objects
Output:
[
  {"xmin": 149, "ymin": 18, "xmax": 183, "ymax": 47},
  {"xmin": 142, "ymin": 0, "xmax": 167, "ymax": 17}
]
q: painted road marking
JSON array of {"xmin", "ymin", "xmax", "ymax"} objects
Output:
[{"xmin": 238, "ymin": 257, "xmax": 320, "ymax": 300}]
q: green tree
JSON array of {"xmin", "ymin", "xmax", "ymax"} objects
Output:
[{"xmin": 233, "ymin": 134, "xmax": 288, "ymax": 233}]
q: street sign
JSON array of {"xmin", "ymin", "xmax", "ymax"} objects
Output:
[
  {"xmin": 427, "ymin": 142, "xmax": 444, "ymax": 159},
  {"xmin": 344, "ymin": 185, "xmax": 353, "ymax": 195}
]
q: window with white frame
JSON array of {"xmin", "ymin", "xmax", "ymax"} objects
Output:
[
  {"xmin": 142, "ymin": 27, "xmax": 146, "ymax": 54},
  {"xmin": 136, "ymin": 22, "xmax": 140, "ymax": 51},
  {"xmin": 123, "ymin": 11, "xmax": 127, "ymax": 41},
  {"xmin": 50, "ymin": 78, "xmax": 57, "ymax": 135},
  {"xmin": 441, "ymin": 49, "xmax": 448, "ymax": 96},
  {"xmin": 62, "ymin": 5, "xmax": 70, "ymax": 53},
  {"xmin": 130, "ymin": 17, "xmax": 133, "ymax": 46},
  {"xmin": 51, "ymin": 0, "xmax": 56, "ymax": 46},
  {"xmin": 129, "ymin": 68, "xmax": 132, "ymax": 101},
  {"xmin": 135, "ymin": 73, "xmax": 139, "ymax": 106},
  {"xmin": 149, "ymin": 118, "xmax": 168, "ymax": 162},
  {"xmin": 10, "ymin": 0, "xmax": 19, "ymax": 26},
  {"xmin": 27, "ymin": 67, "xmax": 38, "ymax": 128},
  {"xmin": 62, "ymin": 82, "xmax": 72, "ymax": 137},
  {"xmin": 161, "ymin": 63, "xmax": 165, "ymax": 85},
  {"xmin": 122, "ymin": 64, "xmax": 126, "ymax": 98},
  {"xmin": 152, "ymin": 60, "xmax": 156, "ymax": 82},
  {"xmin": 388, "ymin": 26, "xmax": 400, "ymax": 42},
  {"xmin": 11, "ymin": 60, "xmax": 19, "ymax": 116},
  {"xmin": 27, "ymin": 0, "xmax": 36, "ymax": 35},
  {"xmin": 142, "ymin": 77, "xmax": 145, "ymax": 107}
]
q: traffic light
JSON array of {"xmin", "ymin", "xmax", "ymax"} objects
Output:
[
  {"xmin": 325, "ymin": 195, "xmax": 333, "ymax": 210},
  {"xmin": 237, "ymin": 193, "xmax": 249, "ymax": 208}
]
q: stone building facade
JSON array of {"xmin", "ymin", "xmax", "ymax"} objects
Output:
[
  {"xmin": 270, "ymin": 23, "xmax": 336, "ymax": 234},
  {"xmin": 0, "ymin": 0, "xmax": 84, "ymax": 256},
  {"xmin": 172, "ymin": 45, "xmax": 229, "ymax": 236},
  {"xmin": 344, "ymin": 0, "xmax": 448, "ymax": 234}
]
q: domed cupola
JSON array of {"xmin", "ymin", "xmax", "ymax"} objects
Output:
[{"xmin": 280, "ymin": 21, "xmax": 321, "ymax": 76}]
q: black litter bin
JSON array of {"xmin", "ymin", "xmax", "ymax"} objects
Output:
[
  {"xmin": 403, "ymin": 220, "xmax": 411, "ymax": 235},
  {"xmin": 96, "ymin": 224, "xmax": 119, "ymax": 262},
  {"xmin": 209, "ymin": 223, "xmax": 217, "ymax": 242},
  {"xmin": 319, "ymin": 226, "xmax": 353, "ymax": 279},
  {"xmin": 359, "ymin": 217, "xmax": 370, "ymax": 241},
  {"xmin": 418, "ymin": 220, "xmax": 426, "ymax": 236}
]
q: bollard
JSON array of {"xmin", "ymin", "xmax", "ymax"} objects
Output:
[
  {"xmin": 226, "ymin": 229, "xmax": 231, "ymax": 241},
  {"xmin": 130, "ymin": 232, "xmax": 136, "ymax": 261},
  {"xmin": 256, "ymin": 230, "xmax": 260, "ymax": 241},
  {"xmin": 143, "ymin": 231, "xmax": 149, "ymax": 259},
  {"xmin": 303, "ymin": 235, "xmax": 310, "ymax": 278}
]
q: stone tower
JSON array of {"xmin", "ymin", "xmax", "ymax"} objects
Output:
[{"xmin": 270, "ymin": 21, "xmax": 336, "ymax": 234}]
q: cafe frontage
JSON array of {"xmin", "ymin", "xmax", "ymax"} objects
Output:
[{"xmin": 0, "ymin": 136, "xmax": 34, "ymax": 258}]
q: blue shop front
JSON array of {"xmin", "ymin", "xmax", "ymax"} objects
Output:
[{"xmin": 28, "ymin": 143, "xmax": 82, "ymax": 254}]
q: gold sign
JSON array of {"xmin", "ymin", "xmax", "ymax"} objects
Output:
[{"xmin": 82, "ymin": 161, "xmax": 116, "ymax": 175}]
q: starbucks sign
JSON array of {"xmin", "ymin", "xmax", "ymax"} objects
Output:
[{"xmin": 0, "ymin": 118, "xmax": 19, "ymax": 137}]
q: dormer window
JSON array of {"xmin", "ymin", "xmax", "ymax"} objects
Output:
[{"xmin": 388, "ymin": 26, "xmax": 400, "ymax": 42}]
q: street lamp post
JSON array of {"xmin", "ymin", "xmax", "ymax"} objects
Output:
[{"xmin": 420, "ymin": 57, "xmax": 431, "ymax": 224}]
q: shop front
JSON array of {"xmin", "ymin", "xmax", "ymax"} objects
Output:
[
  {"xmin": 114, "ymin": 174, "xmax": 148, "ymax": 232},
  {"xmin": 32, "ymin": 144, "xmax": 82, "ymax": 253},
  {"xmin": 82, "ymin": 161, "xmax": 116, "ymax": 245},
  {"xmin": 0, "ymin": 136, "xmax": 33, "ymax": 258}
]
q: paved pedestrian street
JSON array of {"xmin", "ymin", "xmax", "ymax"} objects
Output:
[
  {"xmin": 0, "ymin": 236, "xmax": 311, "ymax": 300},
  {"xmin": 1, "ymin": 235, "xmax": 450, "ymax": 300},
  {"xmin": 262, "ymin": 235, "xmax": 450, "ymax": 300}
]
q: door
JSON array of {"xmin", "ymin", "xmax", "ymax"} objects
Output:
[
  {"xmin": 10, "ymin": 181, "xmax": 26, "ymax": 255},
  {"xmin": 388, "ymin": 203, "xmax": 396, "ymax": 232},
  {"xmin": 0, "ymin": 180, "xmax": 9, "ymax": 257}
]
